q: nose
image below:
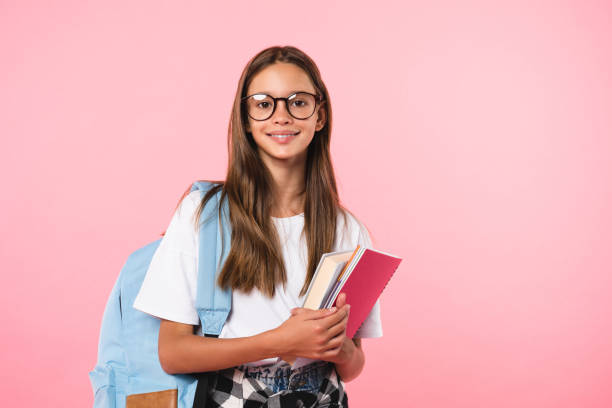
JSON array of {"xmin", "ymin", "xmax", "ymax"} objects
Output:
[{"xmin": 271, "ymin": 99, "xmax": 292, "ymax": 124}]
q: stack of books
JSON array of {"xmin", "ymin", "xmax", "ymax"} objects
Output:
[{"xmin": 302, "ymin": 245, "xmax": 402, "ymax": 338}]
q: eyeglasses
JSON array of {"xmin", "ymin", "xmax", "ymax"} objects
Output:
[{"xmin": 241, "ymin": 91, "xmax": 323, "ymax": 121}]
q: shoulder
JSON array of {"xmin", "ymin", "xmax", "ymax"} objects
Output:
[
  {"xmin": 173, "ymin": 190, "xmax": 204, "ymax": 226},
  {"xmin": 176, "ymin": 182, "xmax": 225, "ymax": 220},
  {"xmin": 177, "ymin": 190, "xmax": 203, "ymax": 212},
  {"xmin": 335, "ymin": 208, "xmax": 373, "ymax": 250},
  {"xmin": 160, "ymin": 190, "xmax": 203, "ymax": 248}
]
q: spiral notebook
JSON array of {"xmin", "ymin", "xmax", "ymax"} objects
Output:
[
  {"xmin": 303, "ymin": 245, "xmax": 402, "ymax": 338},
  {"xmin": 284, "ymin": 245, "xmax": 402, "ymax": 369}
]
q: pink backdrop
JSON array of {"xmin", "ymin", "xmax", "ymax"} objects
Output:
[{"xmin": 1, "ymin": 1, "xmax": 611, "ymax": 407}]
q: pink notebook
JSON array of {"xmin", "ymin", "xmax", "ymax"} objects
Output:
[{"xmin": 328, "ymin": 246, "xmax": 402, "ymax": 338}]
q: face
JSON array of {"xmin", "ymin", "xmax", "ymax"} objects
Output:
[{"xmin": 244, "ymin": 62, "xmax": 326, "ymax": 167}]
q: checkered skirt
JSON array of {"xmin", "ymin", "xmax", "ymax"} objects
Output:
[{"xmin": 205, "ymin": 361, "xmax": 349, "ymax": 408}]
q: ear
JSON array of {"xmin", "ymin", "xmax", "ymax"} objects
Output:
[{"xmin": 315, "ymin": 102, "xmax": 326, "ymax": 132}]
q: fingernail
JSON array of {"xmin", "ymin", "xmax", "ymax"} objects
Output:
[{"xmin": 330, "ymin": 307, "xmax": 337, "ymax": 312}]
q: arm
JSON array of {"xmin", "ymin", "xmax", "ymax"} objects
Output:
[
  {"xmin": 333, "ymin": 337, "xmax": 365, "ymax": 382},
  {"xmin": 158, "ymin": 320, "xmax": 279, "ymax": 374},
  {"xmin": 158, "ymin": 306, "xmax": 349, "ymax": 374},
  {"xmin": 287, "ymin": 293, "xmax": 366, "ymax": 382},
  {"xmin": 322, "ymin": 293, "xmax": 366, "ymax": 382}
]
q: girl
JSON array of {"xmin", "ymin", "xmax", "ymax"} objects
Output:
[{"xmin": 133, "ymin": 45, "xmax": 382, "ymax": 407}]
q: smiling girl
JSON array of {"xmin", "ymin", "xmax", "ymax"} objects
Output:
[{"xmin": 133, "ymin": 45, "xmax": 382, "ymax": 407}]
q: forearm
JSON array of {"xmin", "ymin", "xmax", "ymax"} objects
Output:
[
  {"xmin": 160, "ymin": 329, "xmax": 280, "ymax": 374},
  {"xmin": 334, "ymin": 338, "xmax": 365, "ymax": 382}
]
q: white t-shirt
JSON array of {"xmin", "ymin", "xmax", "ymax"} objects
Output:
[{"xmin": 133, "ymin": 190, "xmax": 383, "ymax": 366}]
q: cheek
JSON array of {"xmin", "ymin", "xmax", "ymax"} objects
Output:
[
  {"xmin": 249, "ymin": 121, "xmax": 266, "ymax": 135},
  {"xmin": 306, "ymin": 120, "xmax": 319, "ymax": 135},
  {"xmin": 250, "ymin": 125, "xmax": 270, "ymax": 146}
]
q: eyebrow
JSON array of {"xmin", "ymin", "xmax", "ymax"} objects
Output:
[{"xmin": 248, "ymin": 90, "xmax": 315, "ymax": 96}]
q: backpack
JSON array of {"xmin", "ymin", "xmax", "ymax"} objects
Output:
[{"xmin": 89, "ymin": 181, "xmax": 232, "ymax": 408}]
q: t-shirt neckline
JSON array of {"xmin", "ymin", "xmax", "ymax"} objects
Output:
[{"xmin": 271, "ymin": 213, "xmax": 305, "ymax": 222}]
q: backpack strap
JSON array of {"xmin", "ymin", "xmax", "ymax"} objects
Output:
[
  {"xmin": 190, "ymin": 181, "xmax": 231, "ymax": 407},
  {"xmin": 192, "ymin": 333, "xmax": 219, "ymax": 408},
  {"xmin": 191, "ymin": 181, "xmax": 232, "ymax": 336}
]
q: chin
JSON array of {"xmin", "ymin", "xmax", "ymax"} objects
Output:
[{"xmin": 260, "ymin": 149, "xmax": 307, "ymax": 163}]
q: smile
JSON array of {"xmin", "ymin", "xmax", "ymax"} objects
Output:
[
  {"xmin": 266, "ymin": 131, "xmax": 300, "ymax": 138},
  {"xmin": 266, "ymin": 131, "xmax": 300, "ymax": 144}
]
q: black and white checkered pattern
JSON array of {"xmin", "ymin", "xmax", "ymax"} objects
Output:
[{"xmin": 206, "ymin": 362, "xmax": 349, "ymax": 408}]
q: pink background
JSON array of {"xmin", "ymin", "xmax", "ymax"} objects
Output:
[{"xmin": 1, "ymin": 1, "xmax": 611, "ymax": 407}]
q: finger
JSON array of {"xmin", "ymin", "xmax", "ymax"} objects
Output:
[
  {"xmin": 325, "ymin": 308, "xmax": 349, "ymax": 339},
  {"xmin": 291, "ymin": 307, "xmax": 313, "ymax": 316},
  {"xmin": 318, "ymin": 304, "xmax": 349, "ymax": 331},
  {"xmin": 323, "ymin": 330, "xmax": 346, "ymax": 351},
  {"xmin": 335, "ymin": 293, "xmax": 346, "ymax": 309},
  {"xmin": 320, "ymin": 344, "xmax": 343, "ymax": 359},
  {"xmin": 300, "ymin": 306, "xmax": 337, "ymax": 321}
]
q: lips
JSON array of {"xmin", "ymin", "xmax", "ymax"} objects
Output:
[
  {"xmin": 266, "ymin": 130, "xmax": 299, "ymax": 144},
  {"xmin": 266, "ymin": 130, "xmax": 300, "ymax": 136}
]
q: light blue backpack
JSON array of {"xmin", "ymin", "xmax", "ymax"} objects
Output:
[{"xmin": 89, "ymin": 181, "xmax": 232, "ymax": 407}]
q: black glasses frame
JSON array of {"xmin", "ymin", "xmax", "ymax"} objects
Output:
[{"xmin": 241, "ymin": 91, "xmax": 324, "ymax": 121}]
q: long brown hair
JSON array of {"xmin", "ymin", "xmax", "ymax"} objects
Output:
[{"xmin": 186, "ymin": 46, "xmax": 347, "ymax": 297}]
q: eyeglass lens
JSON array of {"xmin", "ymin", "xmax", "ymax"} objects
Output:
[{"xmin": 245, "ymin": 93, "xmax": 317, "ymax": 120}]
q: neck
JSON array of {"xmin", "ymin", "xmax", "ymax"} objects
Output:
[{"xmin": 261, "ymin": 154, "xmax": 307, "ymax": 218}]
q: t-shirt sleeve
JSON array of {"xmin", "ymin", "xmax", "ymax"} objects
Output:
[
  {"xmin": 132, "ymin": 191, "xmax": 201, "ymax": 325},
  {"xmin": 352, "ymin": 218, "xmax": 383, "ymax": 338}
]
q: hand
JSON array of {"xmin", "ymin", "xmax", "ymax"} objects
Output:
[
  {"xmin": 320, "ymin": 292, "xmax": 355, "ymax": 365},
  {"xmin": 273, "ymin": 296, "xmax": 350, "ymax": 362}
]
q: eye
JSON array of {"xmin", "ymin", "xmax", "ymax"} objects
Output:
[
  {"xmin": 257, "ymin": 101, "xmax": 271, "ymax": 109},
  {"xmin": 291, "ymin": 99, "xmax": 308, "ymax": 107}
]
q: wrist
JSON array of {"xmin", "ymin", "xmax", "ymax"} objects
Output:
[
  {"xmin": 259, "ymin": 327, "xmax": 289, "ymax": 358},
  {"xmin": 333, "ymin": 338, "xmax": 356, "ymax": 366},
  {"xmin": 334, "ymin": 339, "xmax": 364, "ymax": 382}
]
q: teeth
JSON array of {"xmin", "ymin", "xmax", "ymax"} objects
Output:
[{"xmin": 269, "ymin": 134, "xmax": 297, "ymax": 138}]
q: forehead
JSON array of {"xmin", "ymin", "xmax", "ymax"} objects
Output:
[{"xmin": 247, "ymin": 62, "xmax": 316, "ymax": 96}]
